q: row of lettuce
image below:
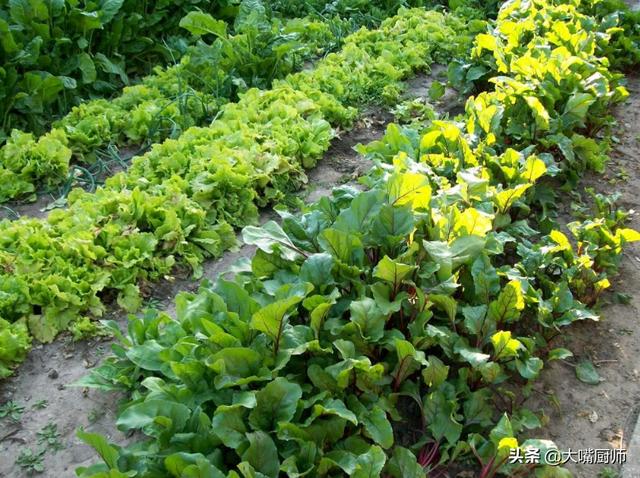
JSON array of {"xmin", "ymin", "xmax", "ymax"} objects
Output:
[
  {"xmin": 0, "ymin": 0, "xmax": 441, "ymax": 145},
  {"xmin": 0, "ymin": 10, "xmax": 482, "ymax": 378},
  {"xmin": 72, "ymin": 1, "xmax": 640, "ymax": 476}
]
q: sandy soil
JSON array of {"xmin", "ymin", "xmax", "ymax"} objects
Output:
[{"xmin": 523, "ymin": 74, "xmax": 640, "ymax": 478}]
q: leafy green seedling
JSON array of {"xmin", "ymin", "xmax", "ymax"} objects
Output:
[
  {"xmin": 392, "ymin": 98, "xmax": 437, "ymax": 125},
  {"xmin": 598, "ymin": 467, "xmax": 621, "ymax": 478},
  {"xmin": 16, "ymin": 448, "xmax": 45, "ymax": 474},
  {"xmin": 548, "ymin": 348, "xmax": 574, "ymax": 361},
  {"xmin": 142, "ymin": 297, "xmax": 163, "ymax": 311},
  {"xmin": 88, "ymin": 408, "xmax": 106, "ymax": 424},
  {"xmin": 37, "ymin": 423, "xmax": 64, "ymax": 452},
  {"xmin": 428, "ymin": 80, "xmax": 446, "ymax": 101},
  {"xmin": 0, "ymin": 400, "xmax": 25, "ymax": 421},
  {"xmin": 613, "ymin": 292, "xmax": 632, "ymax": 305},
  {"xmin": 32, "ymin": 400, "xmax": 48, "ymax": 410},
  {"xmin": 615, "ymin": 167, "xmax": 630, "ymax": 182}
]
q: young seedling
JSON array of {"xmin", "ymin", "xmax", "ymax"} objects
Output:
[
  {"xmin": 32, "ymin": 400, "xmax": 48, "ymax": 410},
  {"xmin": 37, "ymin": 423, "xmax": 64, "ymax": 452},
  {"xmin": 0, "ymin": 400, "xmax": 25, "ymax": 421},
  {"xmin": 616, "ymin": 167, "xmax": 630, "ymax": 182},
  {"xmin": 142, "ymin": 297, "xmax": 163, "ymax": 311},
  {"xmin": 15, "ymin": 448, "xmax": 45, "ymax": 475}
]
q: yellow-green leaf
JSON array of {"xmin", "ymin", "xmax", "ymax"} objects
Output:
[
  {"xmin": 387, "ymin": 172, "xmax": 432, "ymax": 210},
  {"xmin": 488, "ymin": 280, "xmax": 524, "ymax": 324},
  {"xmin": 494, "ymin": 184, "xmax": 531, "ymax": 213},
  {"xmin": 521, "ymin": 156, "xmax": 547, "ymax": 183},
  {"xmin": 491, "ymin": 331, "xmax": 523, "ymax": 360},
  {"xmin": 549, "ymin": 230, "xmax": 572, "ymax": 252},
  {"xmin": 525, "ymin": 96, "xmax": 550, "ymax": 130},
  {"xmin": 453, "ymin": 208, "xmax": 494, "ymax": 237}
]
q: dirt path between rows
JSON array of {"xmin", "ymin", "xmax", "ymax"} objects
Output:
[{"xmin": 524, "ymin": 74, "xmax": 640, "ymax": 478}]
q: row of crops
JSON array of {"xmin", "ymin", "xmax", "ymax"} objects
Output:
[
  {"xmin": 0, "ymin": 0, "xmax": 365, "ymax": 202},
  {"xmin": 62, "ymin": 0, "xmax": 640, "ymax": 477}
]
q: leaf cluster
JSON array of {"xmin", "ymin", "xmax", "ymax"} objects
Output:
[{"xmin": 0, "ymin": 0, "xmax": 242, "ymax": 140}]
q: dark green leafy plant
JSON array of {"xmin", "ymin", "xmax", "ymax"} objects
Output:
[
  {"xmin": 0, "ymin": 0, "xmax": 246, "ymax": 140},
  {"xmin": 580, "ymin": 0, "xmax": 640, "ymax": 70},
  {"xmin": 0, "ymin": 400, "xmax": 25, "ymax": 421},
  {"xmin": 269, "ymin": 0, "xmax": 434, "ymax": 27},
  {"xmin": 15, "ymin": 448, "xmax": 45, "ymax": 475},
  {"xmin": 77, "ymin": 149, "xmax": 614, "ymax": 475}
]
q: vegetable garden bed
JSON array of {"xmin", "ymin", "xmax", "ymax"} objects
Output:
[{"xmin": 1, "ymin": 0, "xmax": 640, "ymax": 477}]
